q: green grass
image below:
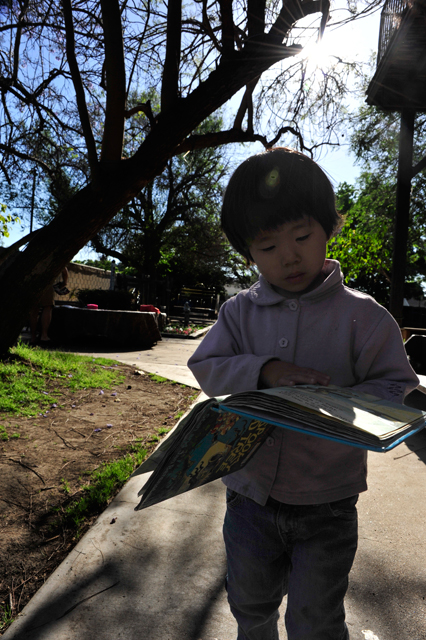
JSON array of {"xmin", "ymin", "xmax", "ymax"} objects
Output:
[
  {"xmin": 59, "ymin": 442, "xmax": 148, "ymax": 532},
  {"xmin": 0, "ymin": 342, "xmax": 125, "ymax": 417},
  {"xmin": 0, "ymin": 424, "xmax": 20, "ymax": 441},
  {"xmin": 61, "ymin": 478, "xmax": 71, "ymax": 495},
  {"xmin": 157, "ymin": 427, "xmax": 171, "ymax": 435},
  {"xmin": 147, "ymin": 373, "xmax": 180, "ymax": 385},
  {"xmin": 1, "ymin": 343, "xmax": 187, "ymax": 537},
  {"xmin": 0, "ymin": 604, "xmax": 13, "ymax": 633}
]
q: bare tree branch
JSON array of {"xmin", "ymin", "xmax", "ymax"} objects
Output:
[
  {"xmin": 161, "ymin": 0, "xmax": 182, "ymax": 111},
  {"xmin": 125, "ymin": 101, "xmax": 157, "ymax": 126},
  {"xmin": 202, "ymin": 0, "xmax": 221, "ymax": 51},
  {"xmin": 175, "ymin": 126, "xmax": 307, "ymax": 154},
  {"xmin": 0, "ymin": 144, "xmax": 52, "ymax": 175},
  {"xmin": 247, "ymin": 0, "xmax": 265, "ymax": 38},
  {"xmin": 269, "ymin": 0, "xmax": 323, "ymax": 43},
  {"xmin": 11, "ymin": 0, "xmax": 30, "ymax": 85},
  {"xmin": 126, "ymin": 0, "xmax": 151, "ymax": 97},
  {"xmin": 61, "ymin": 0, "xmax": 98, "ymax": 175},
  {"xmin": 91, "ymin": 235, "xmax": 127, "ymax": 264},
  {"xmin": 412, "ymin": 155, "xmax": 426, "ymax": 178},
  {"xmin": 100, "ymin": 0, "xmax": 126, "ymax": 162},
  {"xmin": 318, "ymin": 0, "xmax": 330, "ymax": 42},
  {"xmin": 233, "ymin": 77, "xmax": 260, "ymax": 131},
  {"xmin": 0, "ymin": 230, "xmax": 41, "ymax": 268},
  {"xmin": 219, "ymin": 0, "xmax": 234, "ymax": 55}
]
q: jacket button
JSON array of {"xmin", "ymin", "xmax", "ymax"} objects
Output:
[
  {"xmin": 279, "ymin": 338, "xmax": 289, "ymax": 348},
  {"xmin": 266, "ymin": 437, "xmax": 275, "ymax": 446},
  {"xmin": 289, "ymin": 301, "xmax": 298, "ymax": 311}
]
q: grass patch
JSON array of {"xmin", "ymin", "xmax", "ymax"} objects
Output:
[
  {"xmin": 147, "ymin": 373, "xmax": 180, "ymax": 385},
  {"xmin": 0, "ymin": 342, "xmax": 125, "ymax": 417},
  {"xmin": 0, "ymin": 425, "xmax": 21, "ymax": 441},
  {"xmin": 157, "ymin": 427, "xmax": 171, "ymax": 435},
  {"xmin": 59, "ymin": 442, "xmax": 148, "ymax": 533},
  {"xmin": 0, "ymin": 604, "xmax": 13, "ymax": 633}
]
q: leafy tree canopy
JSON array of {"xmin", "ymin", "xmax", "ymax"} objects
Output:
[{"xmin": 329, "ymin": 105, "xmax": 426, "ymax": 305}]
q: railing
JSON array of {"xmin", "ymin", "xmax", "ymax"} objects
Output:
[{"xmin": 377, "ymin": 0, "xmax": 410, "ymax": 64}]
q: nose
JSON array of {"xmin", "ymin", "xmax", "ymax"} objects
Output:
[{"xmin": 280, "ymin": 242, "xmax": 301, "ymax": 266}]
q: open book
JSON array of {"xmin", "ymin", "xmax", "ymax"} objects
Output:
[{"xmin": 132, "ymin": 385, "xmax": 426, "ymax": 510}]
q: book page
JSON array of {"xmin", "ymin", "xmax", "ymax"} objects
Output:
[
  {"xmin": 252, "ymin": 385, "xmax": 424, "ymax": 432},
  {"xmin": 261, "ymin": 385, "xmax": 425, "ymax": 428}
]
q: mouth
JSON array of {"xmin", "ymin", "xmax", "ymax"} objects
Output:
[{"xmin": 286, "ymin": 272, "xmax": 305, "ymax": 281}]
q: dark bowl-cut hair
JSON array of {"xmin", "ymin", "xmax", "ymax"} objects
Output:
[{"xmin": 221, "ymin": 147, "xmax": 342, "ymax": 261}]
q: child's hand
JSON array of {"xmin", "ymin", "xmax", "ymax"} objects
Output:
[{"xmin": 259, "ymin": 360, "xmax": 330, "ymax": 389}]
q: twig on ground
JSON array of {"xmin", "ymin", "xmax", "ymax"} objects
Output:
[
  {"xmin": 53, "ymin": 429, "xmax": 77, "ymax": 450},
  {"xmin": 70, "ymin": 426, "xmax": 88, "ymax": 438},
  {"xmin": 60, "ymin": 460, "xmax": 75, "ymax": 470},
  {"xmin": 7, "ymin": 457, "xmax": 46, "ymax": 485},
  {"xmin": 1, "ymin": 497, "xmax": 30, "ymax": 512},
  {"xmin": 44, "ymin": 534, "xmax": 61, "ymax": 543}
]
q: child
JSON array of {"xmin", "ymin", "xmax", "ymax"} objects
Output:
[{"xmin": 187, "ymin": 148, "xmax": 419, "ymax": 640}]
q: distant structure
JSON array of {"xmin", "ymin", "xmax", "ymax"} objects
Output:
[{"xmin": 366, "ymin": 0, "xmax": 426, "ymax": 324}]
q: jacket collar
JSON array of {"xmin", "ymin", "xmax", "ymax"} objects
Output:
[{"xmin": 247, "ymin": 259, "xmax": 344, "ymax": 306}]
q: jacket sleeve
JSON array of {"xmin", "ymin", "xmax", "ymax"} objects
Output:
[
  {"xmin": 351, "ymin": 311, "xmax": 419, "ymax": 403},
  {"xmin": 187, "ymin": 299, "xmax": 274, "ymax": 397}
]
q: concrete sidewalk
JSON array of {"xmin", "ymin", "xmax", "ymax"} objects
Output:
[
  {"xmin": 3, "ymin": 339, "xmax": 426, "ymax": 640},
  {"xmin": 73, "ymin": 334, "xmax": 205, "ymax": 389}
]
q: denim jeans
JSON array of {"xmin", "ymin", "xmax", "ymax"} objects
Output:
[{"xmin": 223, "ymin": 490, "xmax": 358, "ymax": 640}]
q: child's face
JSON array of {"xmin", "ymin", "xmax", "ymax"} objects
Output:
[{"xmin": 249, "ymin": 216, "xmax": 328, "ymax": 293}]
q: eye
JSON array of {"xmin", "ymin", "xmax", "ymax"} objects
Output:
[
  {"xmin": 261, "ymin": 245, "xmax": 275, "ymax": 252},
  {"xmin": 296, "ymin": 233, "xmax": 311, "ymax": 242}
]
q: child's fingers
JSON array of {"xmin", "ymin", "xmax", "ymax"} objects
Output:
[
  {"xmin": 276, "ymin": 370, "xmax": 330, "ymax": 387},
  {"xmin": 259, "ymin": 360, "xmax": 330, "ymax": 389}
]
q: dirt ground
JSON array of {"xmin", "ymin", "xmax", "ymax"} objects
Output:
[{"xmin": 0, "ymin": 363, "xmax": 197, "ymax": 630}]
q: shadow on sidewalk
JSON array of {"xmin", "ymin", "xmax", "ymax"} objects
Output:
[
  {"xmin": 5, "ymin": 558, "xmax": 227, "ymax": 640},
  {"xmin": 4, "ymin": 480, "xmax": 231, "ymax": 640},
  {"xmin": 348, "ymin": 546, "xmax": 426, "ymax": 640}
]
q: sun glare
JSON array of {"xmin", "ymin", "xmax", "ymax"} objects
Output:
[
  {"xmin": 298, "ymin": 20, "xmax": 363, "ymax": 74},
  {"xmin": 299, "ymin": 38, "xmax": 336, "ymax": 72}
]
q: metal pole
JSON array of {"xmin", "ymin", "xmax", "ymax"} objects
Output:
[
  {"xmin": 389, "ymin": 108, "xmax": 415, "ymax": 325},
  {"xmin": 109, "ymin": 260, "xmax": 116, "ymax": 290},
  {"xmin": 30, "ymin": 169, "xmax": 36, "ymax": 233}
]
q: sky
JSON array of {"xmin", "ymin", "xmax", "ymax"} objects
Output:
[
  {"xmin": 307, "ymin": 6, "xmax": 382, "ymax": 186},
  {"xmin": 2, "ymin": 3, "xmax": 382, "ymax": 261}
]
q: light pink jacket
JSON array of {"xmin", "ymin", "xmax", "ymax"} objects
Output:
[{"xmin": 188, "ymin": 260, "xmax": 419, "ymax": 505}]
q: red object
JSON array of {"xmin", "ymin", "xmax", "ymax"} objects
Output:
[
  {"xmin": 140, "ymin": 304, "xmax": 160, "ymax": 314},
  {"xmin": 87, "ymin": 304, "xmax": 99, "ymax": 309}
]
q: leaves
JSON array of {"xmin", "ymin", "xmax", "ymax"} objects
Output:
[
  {"xmin": 0, "ymin": 204, "xmax": 20, "ymax": 238},
  {"xmin": 329, "ymin": 172, "xmax": 426, "ymax": 305}
]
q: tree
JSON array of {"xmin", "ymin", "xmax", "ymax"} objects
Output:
[
  {"xmin": 328, "ymin": 106, "xmax": 426, "ymax": 305},
  {"xmin": 90, "ymin": 112, "xmax": 250, "ymax": 304},
  {"xmin": 0, "ymin": 0, "xmax": 378, "ymax": 354},
  {"xmin": 350, "ymin": 104, "xmax": 426, "ymax": 180}
]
